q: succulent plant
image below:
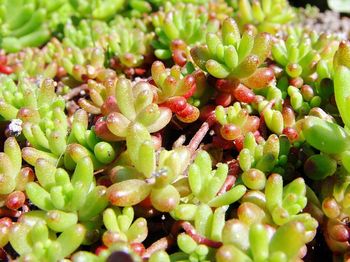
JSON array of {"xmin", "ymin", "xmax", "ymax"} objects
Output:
[
  {"xmin": 107, "ymin": 123, "xmax": 191, "ymax": 212},
  {"xmin": 151, "ymin": 61, "xmax": 200, "ymax": 123},
  {"xmin": 217, "ymin": 221, "xmax": 310, "ymax": 262},
  {"xmin": 215, "ymin": 103, "xmax": 260, "ymax": 142},
  {"xmin": 0, "ymin": 78, "xmax": 70, "ymax": 166},
  {"xmin": 272, "ymin": 34, "xmax": 320, "ymax": 79},
  {"xmin": 77, "ymin": 79, "xmax": 117, "ymax": 115},
  {"xmin": 9, "ymin": 214, "xmax": 85, "ymax": 261},
  {"xmin": 122, "ymin": 0, "xmax": 153, "ymax": 17},
  {"xmin": 102, "ymin": 206, "xmax": 148, "ymax": 246},
  {"xmin": 301, "ymin": 115, "xmax": 350, "ymax": 155},
  {"xmin": 321, "ymin": 174, "xmax": 350, "ymax": 255},
  {"xmin": 61, "ymin": 46, "xmax": 110, "ymax": 82},
  {"xmin": 68, "ymin": 0, "xmax": 125, "ymax": 20},
  {"xmin": 234, "ymin": 0, "xmax": 296, "ymax": 34},
  {"xmin": 0, "ymin": 137, "xmax": 29, "ymax": 197},
  {"xmin": 0, "ymin": 77, "xmax": 64, "ymax": 122},
  {"xmin": 152, "ymin": 2, "xmax": 220, "ymax": 62},
  {"xmin": 171, "ymin": 203, "xmax": 229, "ymax": 243},
  {"xmin": 108, "ymin": 26, "xmax": 154, "ymax": 69},
  {"xmin": 94, "ymin": 78, "xmax": 172, "ymax": 141},
  {"xmin": 64, "ymin": 109, "xmax": 118, "ymax": 170},
  {"xmin": 62, "ymin": 17, "xmax": 154, "ymax": 71},
  {"xmin": 188, "ymin": 151, "xmax": 246, "ymax": 207},
  {"xmin": 0, "ymin": 1, "xmax": 350, "ymax": 260},
  {"xmin": 5, "ymin": 46, "xmax": 58, "ymax": 79},
  {"xmin": 175, "ymin": 232, "xmax": 213, "ymax": 261},
  {"xmin": 62, "ymin": 19, "xmax": 110, "ymax": 49},
  {"xmin": 249, "ymin": 92, "xmax": 286, "ymax": 135},
  {"xmin": 0, "ymin": 0, "xmax": 72, "ymax": 53},
  {"xmin": 26, "ymin": 156, "xmax": 108, "ymax": 220},
  {"xmin": 238, "ymin": 133, "xmax": 280, "ymax": 174},
  {"xmin": 334, "ymin": 41, "xmax": 350, "ymax": 129},
  {"xmin": 190, "ymin": 17, "xmax": 272, "ymax": 84}
]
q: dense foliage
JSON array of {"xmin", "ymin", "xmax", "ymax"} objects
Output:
[{"xmin": 0, "ymin": 0, "xmax": 349, "ymax": 261}]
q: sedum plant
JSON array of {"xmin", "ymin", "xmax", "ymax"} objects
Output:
[
  {"xmin": 263, "ymin": 174, "xmax": 314, "ymax": 228},
  {"xmin": 60, "ymin": 46, "xmax": 110, "ymax": 82},
  {"xmin": 301, "ymin": 115, "xmax": 350, "ymax": 155},
  {"xmin": 217, "ymin": 221, "xmax": 309, "ymax": 262},
  {"xmin": 77, "ymin": 79, "xmax": 117, "ymax": 115},
  {"xmin": 238, "ymin": 133, "xmax": 280, "ymax": 176},
  {"xmin": 272, "ymin": 34, "xmax": 320, "ymax": 79},
  {"xmin": 320, "ymin": 174, "xmax": 350, "ymax": 255},
  {"xmin": 215, "ymin": 103, "xmax": 260, "ymax": 141},
  {"xmin": 68, "ymin": 0, "xmax": 125, "ymax": 20},
  {"xmin": 152, "ymin": 3, "xmax": 219, "ymax": 63},
  {"xmin": 234, "ymin": 0, "xmax": 295, "ymax": 34},
  {"xmin": 9, "ymin": 213, "xmax": 85, "ymax": 262},
  {"xmin": 1, "ymin": 1, "xmax": 350, "ymax": 261},
  {"xmin": 238, "ymin": 174, "xmax": 318, "ymax": 233},
  {"xmin": 94, "ymin": 78, "xmax": 172, "ymax": 141},
  {"xmin": 107, "ymin": 26, "xmax": 154, "ymax": 69},
  {"xmin": 62, "ymin": 17, "xmax": 154, "ymax": 70},
  {"xmin": 151, "ymin": 61, "xmax": 200, "ymax": 123},
  {"xmin": 102, "ymin": 206, "xmax": 148, "ymax": 247},
  {"xmin": 188, "ymin": 151, "xmax": 246, "ymax": 207},
  {"xmin": 0, "ymin": 137, "xmax": 30, "ymax": 197},
  {"xmin": 0, "ymin": 0, "xmax": 72, "ymax": 52},
  {"xmin": 63, "ymin": 109, "xmax": 118, "ymax": 170},
  {"xmin": 151, "ymin": 2, "xmax": 219, "ymax": 62},
  {"xmin": 334, "ymin": 40, "xmax": 350, "ymax": 129},
  {"xmin": 26, "ymin": 157, "xmax": 108, "ymax": 224},
  {"xmin": 174, "ymin": 232, "xmax": 213, "ymax": 261},
  {"xmin": 5, "ymin": 47, "xmax": 59, "ymax": 79},
  {"xmin": 107, "ymin": 123, "xmax": 191, "ymax": 212},
  {"xmin": 171, "ymin": 203, "xmax": 229, "ymax": 243},
  {"xmin": 190, "ymin": 17, "xmax": 272, "ymax": 85},
  {"xmin": 62, "ymin": 19, "xmax": 110, "ymax": 49},
  {"xmin": 0, "ymin": 77, "xmax": 64, "ymax": 121}
]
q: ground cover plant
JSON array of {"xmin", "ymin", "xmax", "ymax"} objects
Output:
[{"xmin": 1, "ymin": 0, "xmax": 350, "ymax": 261}]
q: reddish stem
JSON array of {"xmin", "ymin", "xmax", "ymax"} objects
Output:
[
  {"xmin": 142, "ymin": 236, "xmax": 174, "ymax": 258},
  {"xmin": 63, "ymin": 84, "xmax": 88, "ymax": 101},
  {"xmin": 143, "ymin": 219, "xmax": 224, "ymax": 258},
  {"xmin": 173, "ymin": 135, "xmax": 186, "ymax": 148},
  {"xmin": 177, "ymin": 221, "xmax": 223, "ymax": 248},
  {"xmin": 218, "ymin": 175, "xmax": 236, "ymax": 195},
  {"xmin": 188, "ymin": 122, "xmax": 209, "ymax": 153}
]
